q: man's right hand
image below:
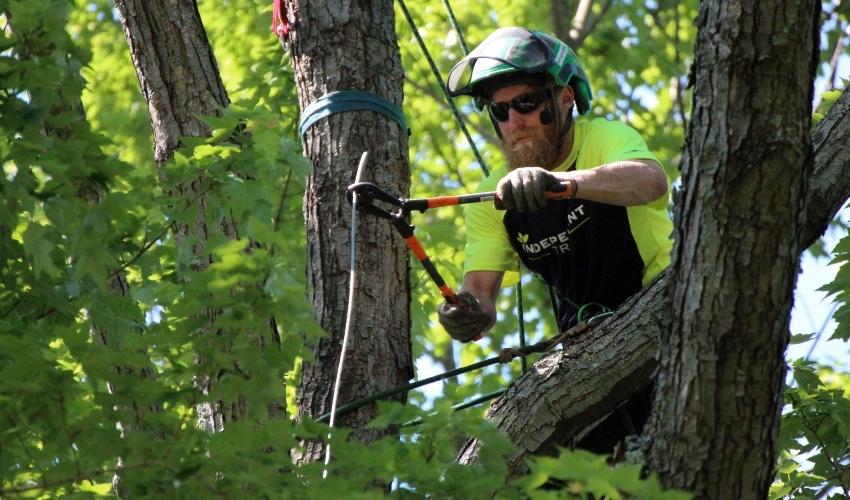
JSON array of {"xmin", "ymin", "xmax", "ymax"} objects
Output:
[
  {"xmin": 496, "ymin": 166, "xmax": 563, "ymax": 212},
  {"xmin": 437, "ymin": 291, "xmax": 493, "ymax": 343}
]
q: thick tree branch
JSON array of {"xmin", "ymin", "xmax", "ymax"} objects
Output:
[
  {"xmin": 558, "ymin": 0, "xmax": 614, "ymax": 50},
  {"xmin": 459, "ymin": 84, "xmax": 850, "ymax": 470},
  {"xmin": 568, "ymin": 0, "xmax": 591, "ymax": 47},
  {"xmin": 457, "ymin": 274, "xmax": 665, "ymax": 474},
  {"xmin": 801, "ymin": 85, "xmax": 850, "ymax": 249}
]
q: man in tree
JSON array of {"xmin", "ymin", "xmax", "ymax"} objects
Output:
[{"xmin": 438, "ymin": 27, "xmax": 672, "ymax": 453}]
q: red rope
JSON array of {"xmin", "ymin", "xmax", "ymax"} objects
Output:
[{"xmin": 271, "ymin": 0, "xmax": 290, "ymax": 39}]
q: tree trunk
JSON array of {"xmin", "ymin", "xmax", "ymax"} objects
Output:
[
  {"xmin": 645, "ymin": 2, "xmax": 820, "ymax": 497},
  {"xmin": 113, "ymin": 0, "xmax": 254, "ymax": 432},
  {"xmin": 283, "ymin": 0, "xmax": 413, "ymax": 464},
  {"xmin": 114, "ymin": 0, "xmax": 229, "ymax": 165}
]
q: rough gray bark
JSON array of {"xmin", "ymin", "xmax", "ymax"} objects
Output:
[
  {"xmin": 283, "ymin": 0, "xmax": 413, "ymax": 464},
  {"xmin": 114, "ymin": 0, "xmax": 265, "ymax": 432},
  {"xmin": 457, "ymin": 274, "xmax": 666, "ymax": 476},
  {"xmin": 801, "ymin": 86, "xmax": 850, "ymax": 250},
  {"xmin": 114, "ymin": 0, "xmax": 228, "ymax": 165},
  {"xmin": 646, "ymin": 2, "xmax": 820, "ymax": 497},
  {"xmin": 458, "ymin": 56, "xmax": 850, "ymax": 500}
]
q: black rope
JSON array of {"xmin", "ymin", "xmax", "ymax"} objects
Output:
[
  {"xmin": 315, "ymin": 320, "xmax": 591, "ymax": 423},
  {"xmin": 401, "ymin": 389, "xmax": 506, "ymax": 427},
  {"xmin": 316, "ymin": 355, "xmax": 502, "ymax": 423},
  {"xmin": 396, "ymin": 0, "xmax": 490, "ymax": 177}
]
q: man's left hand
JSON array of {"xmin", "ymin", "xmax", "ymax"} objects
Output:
[
  {"xmin": 437, "ymin": 291, "xmax": 492, "ymax": 343},
  {"xmin": 496, "ymin": 166, "xmax": 562, "ymax": 212}
]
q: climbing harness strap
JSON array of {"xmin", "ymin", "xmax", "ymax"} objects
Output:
[
  {"xmin": 299, "ymin": 90, "xmax": 410, "ymax": 138},
  {"xmin": 272, "ymin": 0, "xmax": 489, "ymax": 176}
]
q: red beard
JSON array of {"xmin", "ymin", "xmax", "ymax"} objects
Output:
[{"xmin": 501, "ymin": 124, "xmax": 559, "ymax": 170}]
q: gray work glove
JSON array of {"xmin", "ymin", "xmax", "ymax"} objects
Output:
[
  {"xmin": 496, "ymin": 166, "xmax": 561, "ymax": 212},
  {"xmin": 437, "ymin": 291, "xmax": 492, "ymax": 343}
]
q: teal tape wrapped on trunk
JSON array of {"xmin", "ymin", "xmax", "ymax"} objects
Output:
[{"xmin": 298, "ymin": 90, "xmax": 410, "ymax": 137}]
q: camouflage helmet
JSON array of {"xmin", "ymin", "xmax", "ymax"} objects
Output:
[{"xmin": 446, "ymin": 27, "xmax": 593, "ymax": 115}]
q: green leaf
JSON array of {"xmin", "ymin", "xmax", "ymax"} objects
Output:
[
  {"xmin": 23, "ymin": 222, "xmax": 60, "ymax": 277},
  {"xmin": 790, "ymin": 333, "xmax": 815, "ymax": 345},
  {"xmin": 778, "ymin": 459, "xmax": 798, "ymax": 474},
  {"xmin": 793, "ymin": 363, "xmax": 823, "ymax": 391}
]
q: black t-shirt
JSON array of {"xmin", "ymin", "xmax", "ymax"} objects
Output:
[{"xmin": 503, "ymin": 198, "xmax": 644, "ymax": 329}]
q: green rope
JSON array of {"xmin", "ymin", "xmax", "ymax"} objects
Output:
[
  {"xmin": 441, "ymin": 0, "xmax": 470, "ymax": 55},
  {"xmin": 587, "ymin": 311, "xmax": 615, "ymax": 326},
  {"xmin": 396, "ymin": 0, "xmax": 490, "ymax": 177},
  {"xmin": 576, "ymin": 302, "xmax": 612, "ymax": 323},
  {"xmin": 299, "ymin": 91, "xmax": 409, "ymax": 137}
]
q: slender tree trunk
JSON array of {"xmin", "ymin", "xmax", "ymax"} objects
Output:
[
  {"xmin": 114, "ymin": 0, "xmax": 229, "ymax": 165},
  {"xmin": 645, "ymin": 2, "xmax": 821, "ymax": 497},
  {"xmin": 113, "ymin": 0, "xmax": 258, "ymax": 432},
  {"xmin": 283, "ymin": 0, "xmax": 413, "ymax": 464}
]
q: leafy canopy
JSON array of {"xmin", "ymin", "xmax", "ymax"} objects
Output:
[{"xmin": 1, "ymin": 0, "xmax": 848, "ymax": 497}]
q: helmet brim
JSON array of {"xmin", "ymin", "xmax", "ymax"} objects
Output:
[{"xmin": 446, "ymin": 27, "xmax": 552, "ymax": 97}]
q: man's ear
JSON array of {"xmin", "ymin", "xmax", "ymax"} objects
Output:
[{"xmin": 559, "ymin": 85, "xmax": 575, "ymax": 109}]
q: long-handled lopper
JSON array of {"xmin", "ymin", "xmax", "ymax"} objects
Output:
[{"xmin": 346, "ymin": 180, "xmax": 576, "ymax": 305}]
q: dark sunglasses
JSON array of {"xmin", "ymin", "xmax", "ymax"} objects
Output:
[{"xmin": 487, "ymin": 89, "xmax": 550, "ymax": 122}]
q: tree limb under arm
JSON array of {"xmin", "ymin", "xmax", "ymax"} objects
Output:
[
  {"xmin": 458, "ymin": 273, "xmax": 666, "ymax": 472},
  {"xmin": 458, "ymin": 85, "xmax": 850, "ymax": 469}
]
